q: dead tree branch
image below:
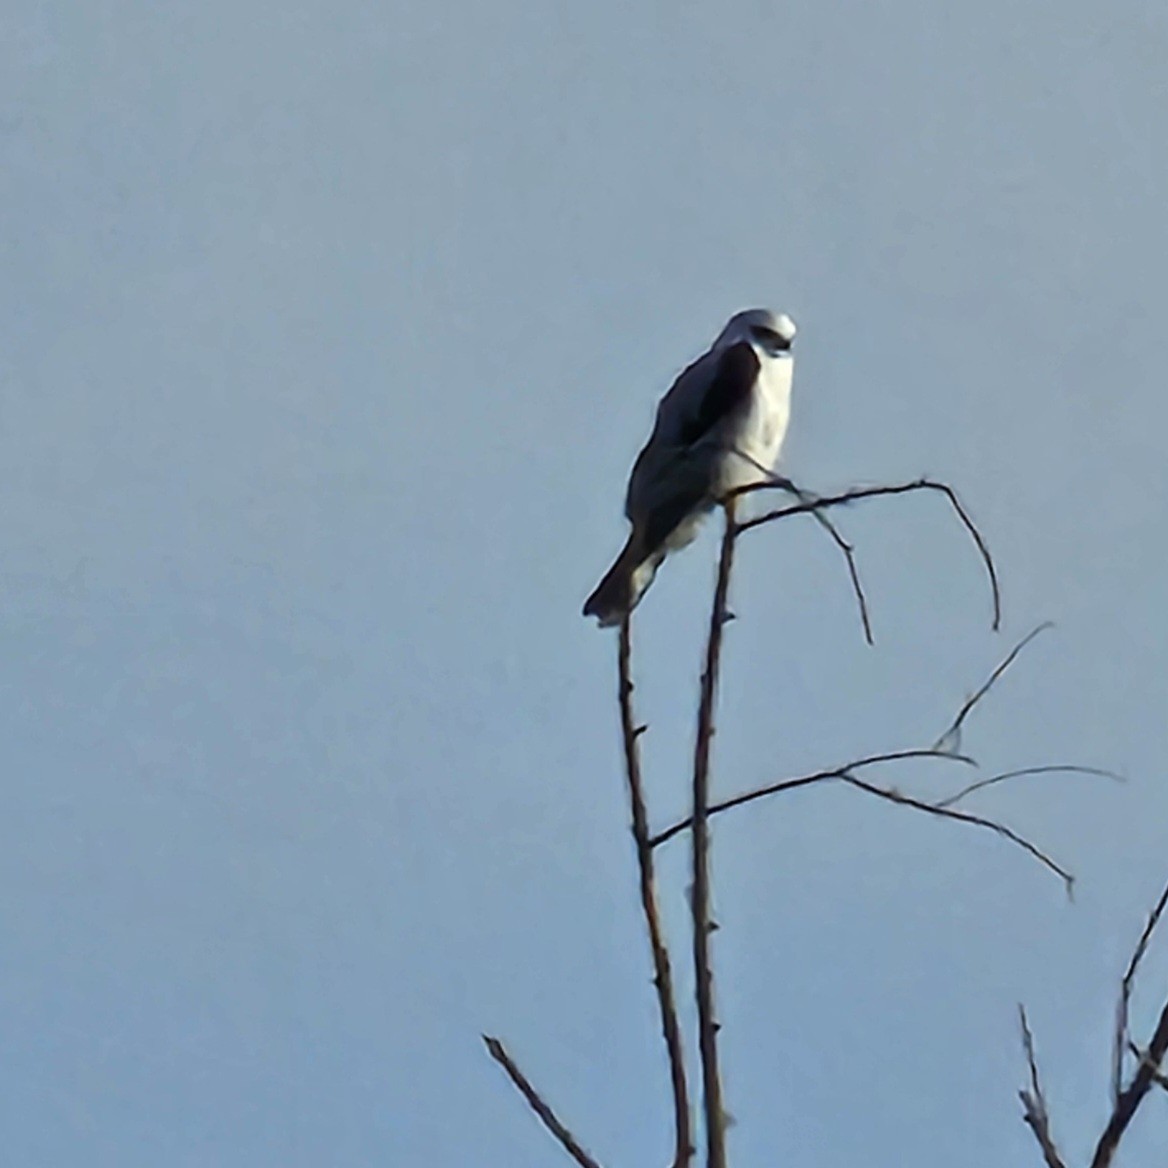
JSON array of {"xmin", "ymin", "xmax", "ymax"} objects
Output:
[
  {"xmin": 1087, "ymin": 876, "xmax": 1168, "ymax": 1167},
  {"xmin": 936, "ymin": 765, "xmax": 1123, "ymax": 810},
  {"xmin": 932, "ymin": 622, "xmax": 1052, "ymax": 754},
  {"xmin": 483, "ymin": 1036, "xmax": 604, "ymax": 1168},
  {"xmin": 1127, "ymin": 1042, "xmax": 1168, "ymax": 1092},
  {"xmin": 1092, "ymin": 997, "xmax": 1168, "ymax": 1168},
  {"xmin": 493, "ymin": 461, "xmax": 1126, "ymax": 1167},
  {"xmin": 1114, "ymin": 877, "xmax": 1168, "ymax": 1102},
  {"xmin": 689, "ymin": 499, "xmax": 737, "ymax": 1168},
  {"xmin": 1018, "ymin": 1007, "xmax": 1069, "ymax": 1168},
  {"xmin": 648, "ymin": 748, "xmax": 975, "ymax": 848},
  {"xmin": 727, "ymin": 463, "xmax": 874, "ymax": 643},
  {"xmin": 1019, "ymin": 874, "xmax": 1168, "ymax": 1168},
  {"xmin": 617, "ymin": 617, "xmax": 692, "ymax": 1168},
  {"xmin": 840, "ymin": 770, "xmax": 1074, "ymax": 895},
  {"xmin": 731, "ymin": 477, "xmax": 1001, "ymax": 632},
  {"xmin": 652, "ymin": 628, "xmax": 1097, "ymax": 896}
]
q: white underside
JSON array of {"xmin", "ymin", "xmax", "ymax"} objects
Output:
[
  {"xmin": 656, "ymin": 349, "xmax": 793, "ymax": 554},
  {"xmin": 711, "ymin": 351, "xmax": 792, "ymax": 496}
]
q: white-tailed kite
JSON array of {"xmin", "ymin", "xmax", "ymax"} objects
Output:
[{"xmin": 584, "ymin": 308, "xmax": 797, "ymax": 627}]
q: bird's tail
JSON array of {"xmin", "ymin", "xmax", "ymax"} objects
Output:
[{"xmin": 583, "ymin": 533, "xmax": 664, "ymax": 627}]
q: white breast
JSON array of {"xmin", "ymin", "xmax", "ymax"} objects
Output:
[{"xmin": 716, "ymin": 352, "xmax": 793, "ymax": 494}]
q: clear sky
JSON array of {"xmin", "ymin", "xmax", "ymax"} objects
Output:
[{"xmin": 3, "ymin": 1, "xmax": 1167, "ymax": 1165}]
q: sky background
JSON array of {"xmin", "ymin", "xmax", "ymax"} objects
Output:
[{"xmin": 2, "ymin": 1, "xmax": 1167, "ymax": 1165}]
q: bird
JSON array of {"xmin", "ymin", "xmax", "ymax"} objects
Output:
[{"xmin": 583, "ymin": 308, "xmax": 797, "ymax": 627}]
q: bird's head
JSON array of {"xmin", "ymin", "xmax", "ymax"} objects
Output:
[{"xmin": 714, "ymin": 308, "xmax": 797, "ymax": 357}]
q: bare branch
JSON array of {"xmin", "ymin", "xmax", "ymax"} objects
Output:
[
  {"xmin": 791, "ymin": 501, "xmax": 874, "ymax": 645},
  {"xmin": 653, "ymin": 753, "xmax": 1071, "ymax": 891},
  {"xmin": 1112, "ymin": 877, "xmax": 1168, "ymax": 1106},
  {"xmin": 1018, "ymin": 1007, "xmax": 1070, "ymax": 1168},
  {"xmin": 1092, "ymin": 997, "xmax": 1168, "ymax": 1168},
  {"xmin": 483, "ymin": 1036, "xmax": 604, "ymax": 1168},
  {"xmin": 1013, "ymin": 876, "xmax": 1168, "ymax": 1167},
  {"xmin": 728, "ymin": 463, "xmax": 873, "ymax": 644},
  {"xmin": 932, "ymin": 623, "xmax": 1053, "ymax": 754},
  {"xmin": 732, "ymin": 477, "xmax": 1001, "ymax": 631},
  {"xmin": 1119, "ymin": 879, "xmax": 1168, "ymax": 1045},
  {"xmin": 617, "ymin": 618, "xmax": 692, "ymax": 1168},
  {"xmin": 690, "ymin": 500, "xmax": 736, "ymax": 1168},
  {"xmin": 650, "ymin": 749, "xmax": 975, "ymax": 849},
  {"xmin": 839, "ymin": 771, "xmax": 1074, "ymax": 896},
  {"xmin": 936, "ymin": 765, "xmax": 1123, "ymax": 811},
  {"xmin": 649, "ymin": 606, "xmax": 1075, "ymax": 894},
  {"xmin": 1127, "ymin": 1042, "xmax": 1168, "ymax": 1092}
]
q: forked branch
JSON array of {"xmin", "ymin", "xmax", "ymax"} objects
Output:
[
  {"xmin": 1091, "ymin": 876, "xmax": 1168, "ymax": 1168},
  {"xmin": 652, "ymin": 627, "xmax": 1103, "ymax": 897},
  {"xmin": 726, "ymin": 462, "xmax": 874, "ymax": 643},
  {"xmin": 1020, "ymin": 873, "xmax": 1168, "ymax": 1168},
  {"xmin": 674, "ymin": 478, "xmax": 1015, "ymax": 1168},
  {"xmin": 932, "ymin": 622, "xmax": 1053, "ymax": 754},
  {"xmin": 490, "ymin": 465, "xmax": 1117, "ymax": 1168},
  {"xmin": 1114, "ymin": 877, "xmax": 1168, "ymax": 1102},
  {"xmin": 731, "ymin": 476, "xmax": 1001, "ymax": 632},
  {"xmin": 648, "ymin": 748, "xmax": 975, "ymax": 849}
]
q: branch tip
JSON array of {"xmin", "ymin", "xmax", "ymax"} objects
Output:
[
  {"xmin": 735, "ymin": 476, "xmax": 1001, "ymax": 631},
  {"xmin": 483, "ymin": 1035, "xmax": 604, "ymax": 1168}
]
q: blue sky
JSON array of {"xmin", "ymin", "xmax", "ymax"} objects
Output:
[{"xmin": 3, "ymin": 1, "xmax": 1168, "ymax": 1164}]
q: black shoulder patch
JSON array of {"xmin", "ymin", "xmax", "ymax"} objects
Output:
[{"xmin": 679, "ymin": 343, "xmax": 760, "ymax": 446}]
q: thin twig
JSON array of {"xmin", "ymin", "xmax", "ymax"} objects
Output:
[
  {"xmin": 1018, "ymin": 1007, "xmax": 1070, "ymax": 1168},
  {"xmin": 1128, "ymin": 1042, "xmax": 1168, "ymax": 1092},
  {"xmin": 1112, "ymin": 877, "xmax": 1168, "ymax": 1106},
  {"xmin": 483, "ymin": 1036, "xmax": 604, "ymax": 1168},
  {"xmin": 771, "ymin": 500, "xmax": 873, "ymax": 645},
  {"xmin": 829, "ymin": 517, "xmax": 875, "ymax": 646},
  {"xmin": 690, "ymin": 500, "xmax": 736, "ymax": 1168},
  {"xmin": 650, "ymin": 749, "xmax": 975, "ymax": 849},
  {"xmin": 839, "ymin": 771, "xmax": 1074, "ymax": 896},
  {"xmin": 932, "ymin": 623, "xmax": 1053, "ymax": 754},
  {"xmin": 651, "ymin": 611, "xmax": 1074, "ymax": 892},
  {"xmin": 654, "ymin": 757, "xmax": 1071, "ymax": 892},
  {"xmin": 936, "ymin": 765, "xmax": 1124, "ymax": 810},
  {"xmin": 732, "ymin": 477, "xmax": 1001, "ymax": 631},
  {"xmin": 727, "ymin": 462, "xmax": 873, "ymax": 643},
  {"xmin": 617, "ymin": 618, "xmax": 692, "ymax": 1167}
]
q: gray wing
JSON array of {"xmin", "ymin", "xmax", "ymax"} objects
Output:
[{"xmin": 624, "ymin": 342, "xmax": 760, "ymax": 525}]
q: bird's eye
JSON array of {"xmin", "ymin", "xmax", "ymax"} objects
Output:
[{"xmin": 751, "ymin": 326, "xmax": 790, "ymax": 351}]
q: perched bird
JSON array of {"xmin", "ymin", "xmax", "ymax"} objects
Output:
[{"xmin": 583, "ymin": 308, "xmax": 797, "ymax": 627}]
